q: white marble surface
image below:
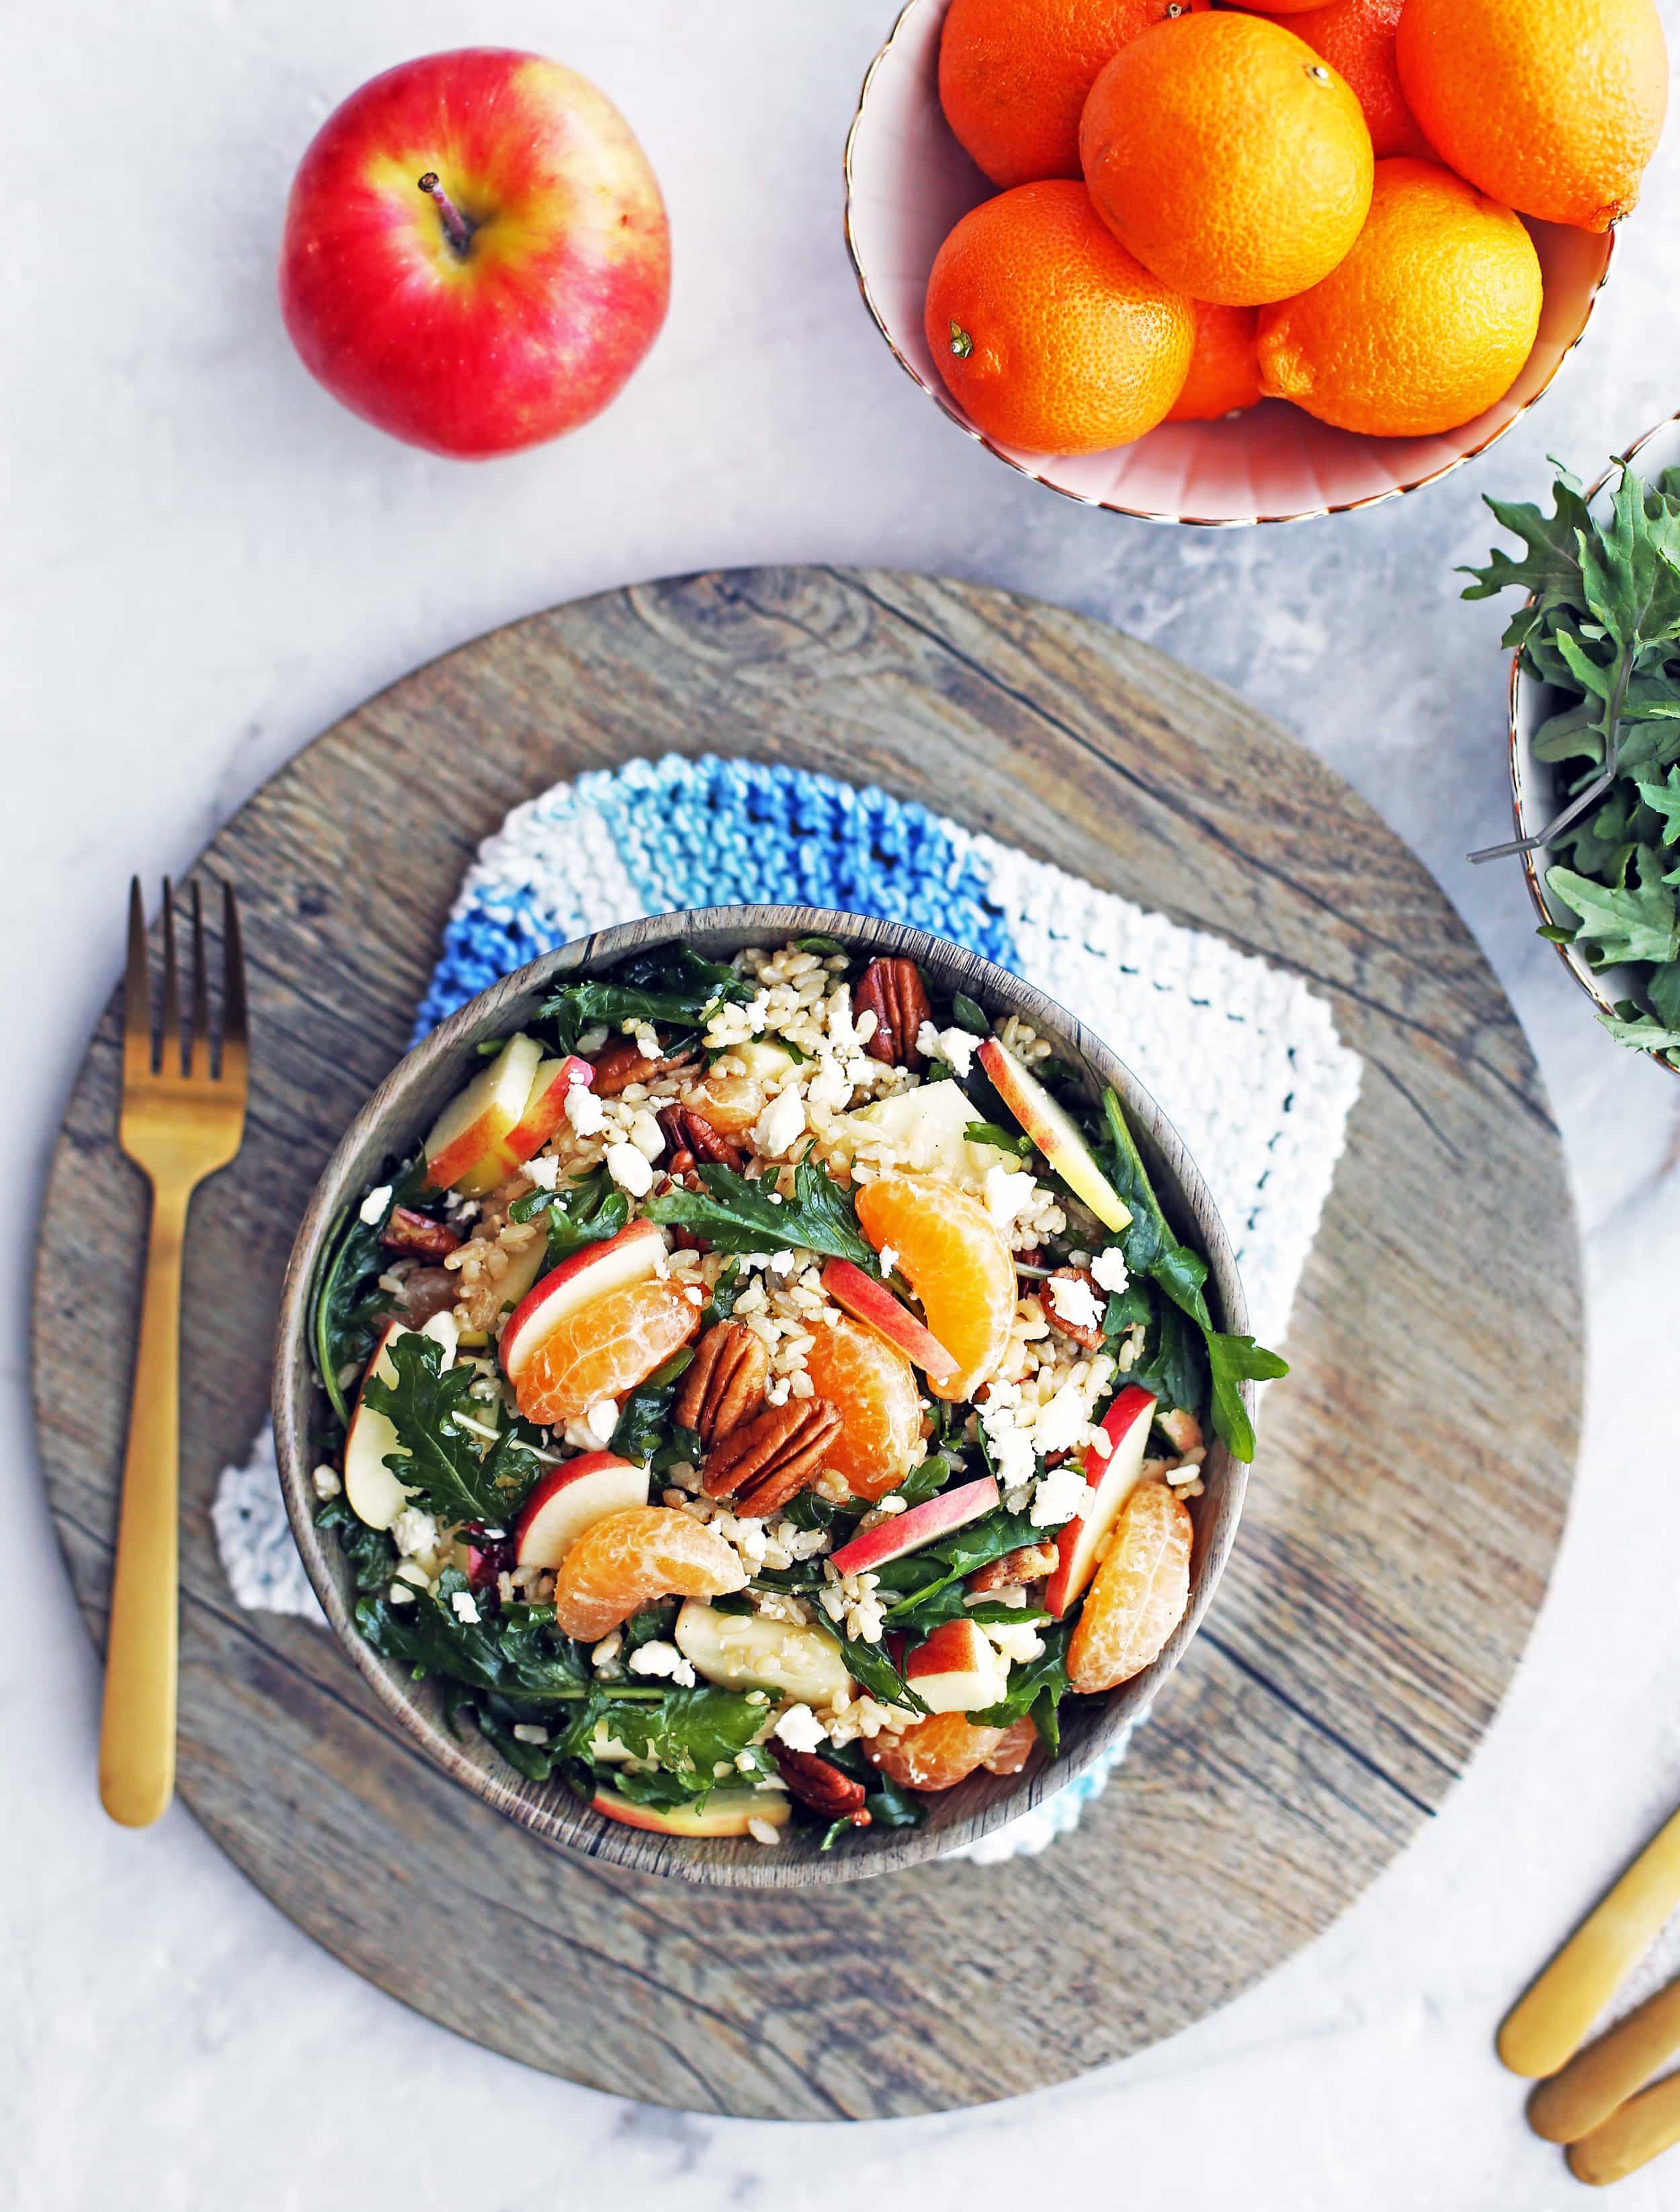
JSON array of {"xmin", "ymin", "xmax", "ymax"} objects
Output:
[{"xmin": 7, "ymin": 3, "xmax": 1680, "ymax": 2203}]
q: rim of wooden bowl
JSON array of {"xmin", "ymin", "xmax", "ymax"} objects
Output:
[
  {"xmin": 1507, "ymin": 407, "xmax": 1680, "ymax": 1076},
  {"xmin": 271, "ymin": 906, "xmax": 1253, "ymax": 1885},
  {"xmin": 841, "ymin": 0, "xmax": 1616, "ymax": 530}
]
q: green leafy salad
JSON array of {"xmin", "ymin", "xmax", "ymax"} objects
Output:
[
  {"xmin": 1466, "ymin": 458, "xmax": 1680, "ymax": 1066},
  {"xmin": 307, "ymin": 935, "xmax": 1284, "ymax": 1848}
]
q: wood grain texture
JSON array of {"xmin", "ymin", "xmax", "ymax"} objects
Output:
[{"xmin": 32, "ymin": 566, "xmax": 1583, "ymax": 2117}]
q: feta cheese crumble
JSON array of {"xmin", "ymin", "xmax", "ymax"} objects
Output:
[
  {"xmin": 1091, "ymin": 1245, "xmax": 1130, "ymax": 1295},
  {"xmin": 1048, "ymin": 1272, "xmax": 1105, "ymax": 1336},
  {"xmin": 392, "ymin": 1507, "xmax": 439, "ymax": 1560},
  {"xmin": 605, "ymin": 1140, "xmax": 655, "ymax": 1196},
  {"xmin": 753, "ymin": 1083, "xmax": 807, "ymax": 1159},
  {"xmin": 772, "ymin": 1702, "xmax": 829, "ymax": 1753},
  {"xmin": 451, "ymin": 1589, "xmax": 481, "ymax": 1625},
  {"xmin": 627, "ymin": 1639, "xmax": 697, "ymax": 1686},
  {"xmin": 584, "ymin": 1397, "xmax": 620, "ymax": 1445},
  {"xmin": 1030, "ymin": 1460, "xmax": 1091, "ymax": 1529},
  {"xmin": 358, "ymin": 1184, "xmax": 392, "ymax": 1226},
  {"xmin": 916, "ymin": 1019, "xmax": 979, "ymax": 1079},
  {"xmin": 564, "ymin": 1085, "xmax": 607, "ymax": 1138},
  {"xmin": 523, "ymin": 1152, "xmax": 560, "ymax": 1192}
]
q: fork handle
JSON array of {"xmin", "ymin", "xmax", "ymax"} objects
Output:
[{"xmin": 99, "ymin": 1178, "xmax": 190, "ymax": 1827}]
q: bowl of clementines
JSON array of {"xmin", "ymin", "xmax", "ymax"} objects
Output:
[{"xmin": 845, "ymin": 0, "xmax": 1665, "ymax": 525}]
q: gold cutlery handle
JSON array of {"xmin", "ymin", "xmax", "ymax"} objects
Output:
[
  {"xmin": 1499, "ymin": 1805, "xmax": 1680, "ymax": 2078},
  {"xmin": 1568, "ymin": 2073, "xmax": 1680, "ymax": 2187},
  {"xmin": 1529, "ymin": 1977, "xmax": 1680, "ymax": 2141},
  {"xmin": 99, "ymin": 1179, "xmax": 190, "ymax": 1827}
]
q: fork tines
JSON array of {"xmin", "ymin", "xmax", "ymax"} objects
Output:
[{"xmin": 125, "ymin": 877, "xmax": 247, "ymax": 1083}]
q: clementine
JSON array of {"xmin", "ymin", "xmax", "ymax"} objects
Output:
[
  {"xmin": 1286, "ymin": 0, "xmax": 1431, "ymax": 160},
  {"xmin": 937, "ymin": 0, "xmax": 1209, "ymax": 188},
  {"xmin": 1256, "ymin": 157, "xmax": 1542, "ymax": 438},
  {"xmin": 1396, "ymin": 0, "xmax": 1668, "ymax": 232},
  {"xmin": 923, "ymin": 179, "xmax": 1193, "ymax": 454},
  {"xmin": 1079, "ymin": 11, "xmax": 1374, "ymax": 305},
  {"xmin": 1165, "ymin": 300, "xmax": 1261, "ymax": 421}
]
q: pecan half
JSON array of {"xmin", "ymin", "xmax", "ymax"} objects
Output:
[
  {"xmin": 589, "ymin": 1038, "xmax": 661, "ymax": 1096},
  {"xmin": 657, "ymin": 1102, "xmax": 747, "ymax": 1174},
  {"xmin": 968, "ymin": 1541, "xmax": 1060, "ymax": 1596},
  {"xmin": 388, "ymin": 1264, "xmax": 458, "ymax": 1327},
  {"xmin": 702, "ymin": 1397, "xmax": 843, "ymax": 1516},
  {"xmin": 855, "ymin": 957, "xmax": 932, "ymax": 1069},
  {"xmin": 1042, "ymin": 1266, "xmax": 1105, "ymax": 1351},
  {"xmin": 771, "ymin": 1744, "xmax": 870, "ymax": 1826},
  {"xmin": 673, "ymin": 1321, "xmax": 767, "ymax": 1446},
  {"xmin": 379, "ymin": 1206, "xmax": 462, "ymax": 1261}
]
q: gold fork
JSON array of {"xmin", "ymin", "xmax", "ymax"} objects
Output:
[{"xmin": 99, "ymin": 878, "xmax": 247, "ymax": 1827}]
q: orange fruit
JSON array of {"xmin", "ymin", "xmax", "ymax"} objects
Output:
[
  {"xmin": 937, "ymin": 0, "xmax": 1209, "ymax": 189},
  {"xmin": 1079, "ymin": 12, "xmax": 1374, "ymax": 306},
  {"xmin": 923, "ymin": 180, "xmax": 1194, "ymax": 454},
  {"xmin": 514, "ymin": 1278, "xmax": 702, "ymax": 1427},
  {"xmin": 1396, "ymin": 0, "xmax": 1667, "ymax": 233},
  {"xmin": 981, "ymin": 1717, "xmax": 1040, "ymax": 1776},
  {"xmin": 854, "ymin": 1173, "xmax": 1017, "ymax": 1402},
  {"xmin": 803, "ymin": 1315, "xmax": 923, "ymax": 1503},
  {"xmin": 1284, "ymin": 0, "xmax": 1431, "ymax": 159},
  {"xmin": 1066, "ymin": 1479, "xmax": 1191, "ymax": 1693},
  {"xmin": 550, "ymin": 1505, "xmax": 746, "ymax": 1643},
  {"xmin": 1165, "ymin": 300, "xmax": 1261, "ymax": 421},
  {"xmin": 867, "ymin": 1712, "xmax": 1007, "ymax": 1791},
  {"xmin": 1232, "ymin": 0, "xmax": 1331, "ymax": 11},
  {"xmin": 1256, "ymin": 157, "xmax": 1542, "ymax": 437}
]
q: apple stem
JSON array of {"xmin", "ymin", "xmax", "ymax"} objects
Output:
[{"xmin": 417, "ymin": 171, "xmax": 474, "ymax": 256}]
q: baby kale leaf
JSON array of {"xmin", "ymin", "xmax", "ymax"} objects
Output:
[
  {"xmin": 645, "ymin": 1155, "xmax": 876, "ymax": 1270},
  {"xmin": 541, "ymin": 948, "xmax": 751, "ymax": 1052},
  {"xmin": 362, "ymin": 1331, "xmax": 539, "ymax": 1524}
]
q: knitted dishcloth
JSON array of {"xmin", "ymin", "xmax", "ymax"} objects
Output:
[{"xmin": 212, "ymin": 753, "xmax": 1362, "ymax": 1862}]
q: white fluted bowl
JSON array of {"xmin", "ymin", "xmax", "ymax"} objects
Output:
[{"xmin": 843, "ymin": 0, "xmax": 1615, "ymax": 527}]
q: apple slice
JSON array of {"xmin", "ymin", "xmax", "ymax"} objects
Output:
[
  {"xmin": 903, "ymin": 1617, "xmax": 1011, "ymax": 1715},
  {"xmin": 458, "ymin": 1053, "xmax": 593, "ymax": 1196},
  {"xmin": 820, "ymin": 1258, "xmax": 959, "ymax": 1385},
  {"xmin": 343, "ymin": 1320, "xmax": 413, "ymax": 1529},
  {"xmin": 1043, "ymin": 1385, "xmax": 1159, "ymax": 1620},
  {"xmin": 513, "ymin": 1452, "xmax": 650, "ymax": 1569},
  {"xmin": 591, "ymin": 1787, "xmax": 792, "ymax": 1838},
  {"xmin": 674, "ymin": 1598, "xmax": 853, "ymax": 1707},
  {"xmin": 976, "ymin": 1036, "xmax": 1132, "ymax": 1234},
  {"xmin": 829, "ymin": 1475, "xmax": 999, "ymax": 1578},
  {"xmin": 499, "ymin": 1219, "xmax": 667, "ymax": 1384},
  {"xmin": 421, "ymin": 1034, "xmax": 544, "ymax": 1193}
]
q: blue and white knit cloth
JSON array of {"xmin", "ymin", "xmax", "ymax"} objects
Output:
[{"xmin": 214, "ymin": 753, "xmax": 1362, "ymax": 1862}]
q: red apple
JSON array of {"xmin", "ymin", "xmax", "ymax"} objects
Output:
[
  {"xmin": 1044, "ymin": 1385, "xmax": 1158, "ymax": 1620},
  {"xmin": 464, "ymin": 1053, "xmax": 593, "ymax": 1194},
  {"xmin": 499, "ymin": 1219, "xmax": 666, "ymax": 1383},
  {"xmin": 903, "ymin": 1618, "xmax": 1010, "ymax": 1715},
  {"xmin": 829, "ymin": 1475, "xmax": 999, "ymax": 1578},
  {"xmin": 591, "ymin": 1788, "xmax": 790, "ymax": 1838},
  {"xmin": 421, "ymin": 1034, "xmax": 542, "ymax": 1192},
  {"xmin": 820, "ymin": 1258, "xmax": 958, "ymax": 1385},
  {"xmin": 279, "ymin": 48, "xmax": 671, "ymax": 458},
  {"xmin": 976, "ymin": 1036, "xmax": 1133, "ymax": 1234},
  {"xmin": 513, "ymin": 1452, "xmax": 649, "ymax": 1569}
]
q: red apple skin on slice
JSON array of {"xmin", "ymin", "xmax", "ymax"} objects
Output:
[
  {"xmin": 829, "ymin": 1475, "xmax": 999, "ymax": 1578},
  {"xmin": 499, "ymin": 1219, "xmax": 667, "ymax": 1383},
  {"xmin": 591, "ymin": 1788, "xmax": 791, "ymax": 1838},
  {"xmin": 513, "ymin": 1452, "xmax": 650, "ymax": 1569},
  {"xmin": 820, "ymin": 1258, "xmax": 959, "ymax": 1385},
  {"xmin": 462, "ymin": 1053, "xmax": 594, "ymax": 1196},
  {"xmin": 1044, "ymin": 1385, "xmax": 1159, "ymax": 1621},
  {"xmin": 422, "ymin": 1034, "xmax": 543, "ymax": 1192},
  {"xmin": 975, "ymin": 1036, "xmax": 1132, "ymax": 1234},
  {"xmin": 903, "ymin": 1616, "xmax": 1011, "ymax": 1715},
  {"xmin": 343, "ymin": 1320, "xmax": 413, "ymax": 1529}
]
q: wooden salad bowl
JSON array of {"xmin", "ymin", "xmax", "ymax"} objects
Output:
[{"xmin": 270, "ymin": 905, "xmax": 1253, "ymax": 1885}]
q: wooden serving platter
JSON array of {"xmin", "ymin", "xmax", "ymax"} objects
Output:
[{"xmin": 33, "ymin": 567, "xmax": 1583, "ymax": 2119}]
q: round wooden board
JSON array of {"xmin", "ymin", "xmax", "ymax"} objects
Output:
[{"xmin": 34, "ymin": 567, "xmax": 1583, "ymax": 2119}]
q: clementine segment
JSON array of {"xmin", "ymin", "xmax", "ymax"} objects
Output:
[
  {"xmin": 1256, "ymin": 157, "xmax": 1542, "ymax": 437},
  {"xmin": 803, "ymin": 1314, "xmax": 923, "ymax": 1502},
  {"xmin": 1165, "ymin": 300, "xmax": 1261, "ymax": 421},
  {"xmin": 550, "ymin": 1505, "xmax": 746, "ymax": 1642},
  {"xmin": 980, "ymin": 1717, "xmax": 1040, "ymax": 1776},
  {"xmin": 1285, "ymin": 0, "xmax": 1431, "ymax": 160},
  {"xmin": 923, "ymin": 179, "xmax": 1194, "ymax": 454},
  {"xmin": 1065, "ymin": 1479, "xmax": 1192, "ymax": 1693},
  {"xmin": 867, "ymin": 1712, "xmax": 1007, "ymax": 1791},
  {"xmin": 937, "ymin": 0, "xmax": 1209, "ymax": 188},
  {"xmin": 1079, "ymin": 11, "xmax": 1374, "ymax": 306},
  {"xmin": 854, "ymin": 1173, "xmax": 1017, "ymax": 1402},
  {"xmin": 513, "ymin": 1277, "xmax": 702, "ymax": 1427},
  {"xmin": 1396, "ymin": 0, "xmax": 1667, "ymax": 233}
]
